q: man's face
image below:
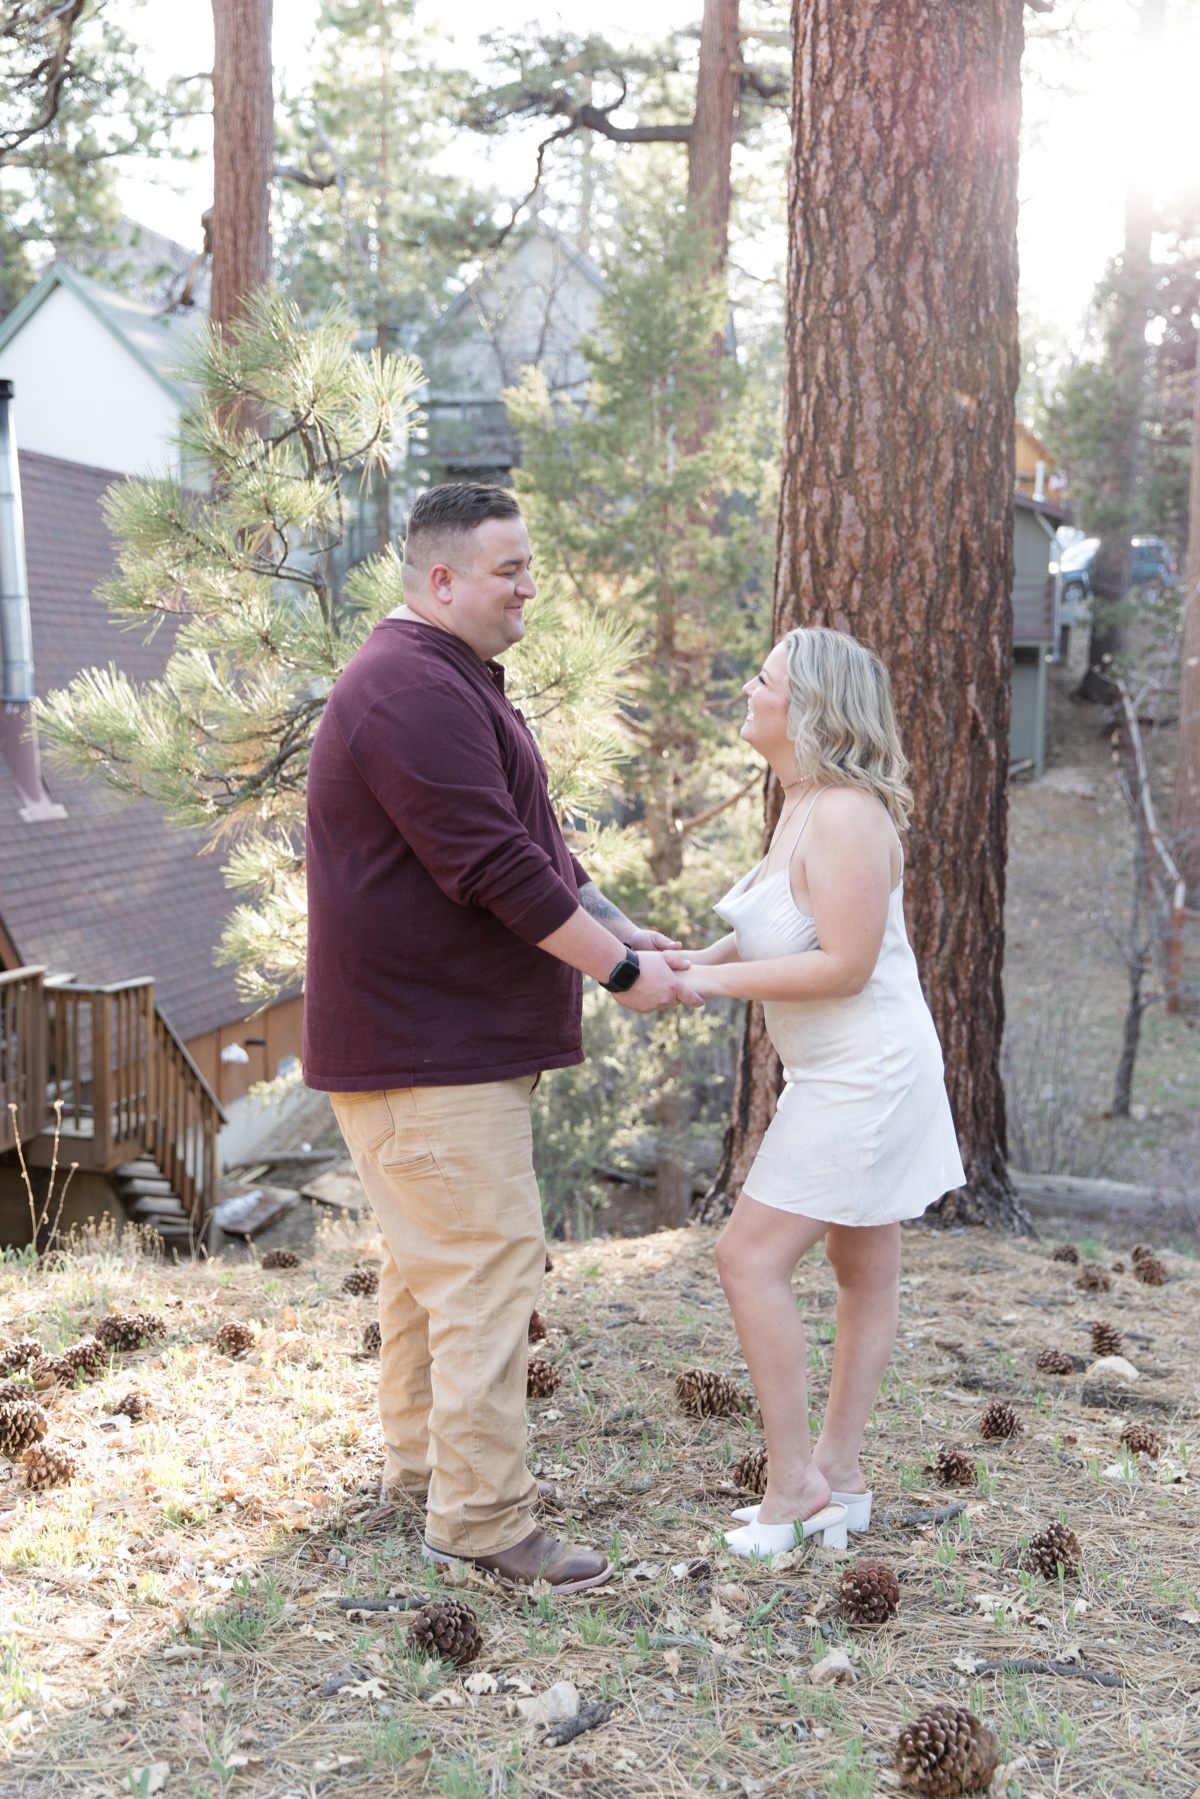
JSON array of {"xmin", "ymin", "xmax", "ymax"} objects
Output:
[{"xmin": 428, "ymin": 517, "xmax": 537, "ymax": 660}]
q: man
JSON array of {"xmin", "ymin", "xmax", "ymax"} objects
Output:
[{"xmin": 304, "ymin": 482, "xmax": 698, "ymax": 1592}]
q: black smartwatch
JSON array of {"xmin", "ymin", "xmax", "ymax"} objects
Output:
[{"xmin": 601, "ymin": 947, "xmax": 641, "ymax": 993}]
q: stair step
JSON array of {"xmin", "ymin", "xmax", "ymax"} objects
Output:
[
  {"xmin": 119, "ymin": 1177, "xmax": 175, "ymax": 1198},
  {"xmin": 130, "ymin": 1197, "xmax": 187, "ymax": 1220},
  {"xmin": 114, "ymin": 1159, "xmax": 160, "ymax": 1179}
]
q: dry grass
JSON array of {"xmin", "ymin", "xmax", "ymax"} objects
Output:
[{"xmin": 0, "ymin": 1212, "xmax": 1197, "ymax": 1799}]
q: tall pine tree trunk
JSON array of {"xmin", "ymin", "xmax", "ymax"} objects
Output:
[
  {"xmin": 687, "ymin": 0, "xmax": 740, "ymax": 263},
  {"xmin": 1076, "ymin": 0, "xmax": 1166, "ymax": 705},
  {"xmin": 709, "ymin": 0, "xmax": 1029, "ymax": 1231},
  {"xmin": 210, "ymin": 0, "xmax": 274, "ymax": 331},
  {"xmin": 1171, "ymin": 344, "xmax": 1200, "ymax": 898}
]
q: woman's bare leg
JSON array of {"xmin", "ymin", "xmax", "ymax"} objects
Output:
[
  {"xmin": 812, "ymin": 1222, "xmax": 902, "ymax": 1493},
  {"xmin": 714, "ymin": 1195, "xmax": 832, "ymax": 1526}
]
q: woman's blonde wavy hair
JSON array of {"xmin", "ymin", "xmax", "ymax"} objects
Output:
[{"xmin": 782, "ymin": 627, "xmax": 913, "ymax": 829}]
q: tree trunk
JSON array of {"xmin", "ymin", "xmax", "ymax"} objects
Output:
[
  {"xmin": 1076, "ymin": 0, "xmax": 1166, "ymax": 705},
  {"xmin": 1111, "ymin": 949, "xmax": 1148, "ymax": 1118},
  {"xmin": 709, "ymin": 0, "xmax": 1029, "ymax": 1231},
  {"xmin": 210, "ymin": 0, "xmax": 274, "ymax": 331},
  {"xmin": 687, "ymin": 0, "xmax": 740, "ymax": 265},
  {"xmin": 1171, "ymin": 337, "xmax": 1200, "ymax": 898}
]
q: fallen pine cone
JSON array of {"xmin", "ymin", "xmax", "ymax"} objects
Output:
[
  {"xmin": 406, "ymin": 1598, "xmax": 482, "ymax": 1666},
  {"xmin": 94, "ymin": 1313, "xmax": 166, "ymax": 1352},
  {"xmin": 674, "ymin": 1368, "xmax": 747, "ymax": 1420},
  {"xmin": 1110, "ymin": 1260, "xmax": 1125, "ymax": 1275},
  {"xmin": 362, "ymin": 1321, "xmax": 381, "ymax": 1354},
  {"xmin": 838, "ymin": 1558, "xmax": 900, "ymax": 1625},
  {"xmin": 0, "ymin": 1340, "xmax": 42, "ymax": 1378},
  {"xmin": 527, "ymin": 1309, "xmax": 549, "ymax": 1343},
  {"xmin": 110, "ymin": 1391, "xmax": 150, "ymax": 1424},
  {"xmin": 1118, "ymin": 1420, "xmax": 1162, "ymax": 1458},
  {"xmin": 1022, "ymin": 1520, "xmax": 1082, "ymax": 1580},
  {"xmin": 1130, "ymin": 1243, "xmax": 1153, "ymax": 1265},
  {"xmin": 1074, "ymin": 1262, "xmax": 1111, "ymax": 1295},
  {"xmin": 1050, "ymin": 1243, "xmax": 1079, "ymax": 1265},
  {"xmin": 895, "ymin": 1703, "xmax": 999, "ymax": 1796},
  {"xmin": 61, "ymin": 1338, "xmax": 108, "ymax": 1381},
  {"xmin": 215, "ymin": 1321, "xmax": 255, "ymax": 1358},
  {"xmin": 1034, "ymin": 1348, "xmax": 1073, "ymax": 1376},
  {"xmin": 0, "ymin": 1378, "xmax": 33, "ymax": 1405},
  {"xmin": 931, "ymin": 1447, "xmax": 977, "ymax": 1488},
  {"xmin": 731, "ymin": 1443, "xmax": 768, "ymax": 1496},
  {"xmin": 979, "ymin": 1401, "xmax": 1021, "ymax": 1441},
  {"xmin": 1089, "ymin": 1321, "xmax": 1122, "ymax": 1359},
  {"xmin": 1133, "ymin": 1254, "xmax": 1167, "ymax": 1287},
  {"xmin": 261, "ymin": 1247, "xmax": 301, "ymax": 1271},
  {"xmin": 527, "ymin": 1357, "xmax": 560, "ymax": 1399},
  {"xmin": 342, "ymin": 1266, "xmax": 380, "ymax": 1299},
  {"xmin": 21, "ymin": 1444, "xmax": 79, "ymax": 1490},
  {"xmin": 0, "ymin": 1399, "xmax": 48, "ymax": 1458},
  {"xmin": 28, "ymin": 1354, "xmax": 72, "ymax": 1387}
]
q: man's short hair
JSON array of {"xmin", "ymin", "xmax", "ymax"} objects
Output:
[{"xmin": 403, "ymin": 483, "xmax": 522, "ymax": 570}]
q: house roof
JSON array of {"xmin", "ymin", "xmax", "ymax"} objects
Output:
[
  {"xmin": 419, "ymin": 219, "xmax": 607, "ymax": 353},
  {"xmin": 0, "ymin": 450, "xmax": 245, "ymax": 1043},
  {"xmin": 0, "ymin": 263, "xmax": 202, "ymax": 406}
]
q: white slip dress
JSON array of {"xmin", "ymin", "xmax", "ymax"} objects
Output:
[{"xmin": 713, "ymin": 794, "xmax": 966, "ymax": 1225}]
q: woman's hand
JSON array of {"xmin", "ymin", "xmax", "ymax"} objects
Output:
[{"xmin": 667, "ymin": 959, "xmax": 728, "ymax": 1000}]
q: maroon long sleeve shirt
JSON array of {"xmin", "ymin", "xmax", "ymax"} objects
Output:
[{"xmin": 303, "ymin": 616, "xmax": 588, "ymax": 1090}]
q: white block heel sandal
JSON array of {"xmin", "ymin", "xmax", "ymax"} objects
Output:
[
  {"xmin": 732, "ymin": 1489, "xmax": 872, "ymax": 1534},
  {"xmin": 722, "ymin": 1501, "xmax": 849, "ymax": 1559}
]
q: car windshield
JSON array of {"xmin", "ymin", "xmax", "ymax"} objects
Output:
[{"xmin": 1060, "ymin": 538, "xmax": 1098, "ymax": 570}]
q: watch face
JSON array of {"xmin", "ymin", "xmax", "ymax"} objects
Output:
[{"xmin": 606, "ymin": 951, "xmax": 640, "ymax": 993}]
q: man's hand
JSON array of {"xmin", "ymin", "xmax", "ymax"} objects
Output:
[
  {"xmin": 624, "ymin": 927, "xmax": 682, "ymax": 952},
  {"xmin": 613, "ymin": 949, "xmax": 702, "ymax": 1013}
]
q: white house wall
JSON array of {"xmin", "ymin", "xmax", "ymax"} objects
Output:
[{"xmin": 0, "ymin": 284, "xmax": 181, "ymax": 477}]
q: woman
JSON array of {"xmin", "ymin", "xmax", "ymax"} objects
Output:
[{"xmin": 682, "ymin": 627, "xmax": 965, "ymax": 1558}]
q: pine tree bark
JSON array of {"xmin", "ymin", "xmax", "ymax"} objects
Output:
[
  {"xmin": 709, "ymin": 0, "xmax": 1030, "ymax": 1230},
  {"xmin": 687, "ymin": 0, "xmax": 740, "ymax": 264},
  {"xmin": 1171, "ymin": 348, "xmax": 1200, "ymax": 898},
  {"xmin": 210, "ymin": 0, "xmax": 274, "ymax": 331}
]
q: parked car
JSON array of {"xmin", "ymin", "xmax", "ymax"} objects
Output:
[{"xmin": 1057, "ymin": 535, "xmax": 1178, "ymax": 621}]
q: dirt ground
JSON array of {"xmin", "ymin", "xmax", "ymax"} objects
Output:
[
  {"xmin": 0, "ymin": 1214, "xmax": 1196, "ymax": 1799},
  {"xmin": 1003, "ymin": 665, "xmax": 1199, "ymax": 1203}
]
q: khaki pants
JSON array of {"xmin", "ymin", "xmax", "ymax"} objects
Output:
[{"xmin": 331, "ymin": 1078, "xmax": 544, "ymax": 1557}]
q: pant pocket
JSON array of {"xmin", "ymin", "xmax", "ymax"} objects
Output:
[{"xmin": 332, "ymin": 1091, "xmax": 396, "ymax": 1155}]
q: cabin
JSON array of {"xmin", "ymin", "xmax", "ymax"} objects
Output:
[
  {"xmin": 0, "ymin": 267, "xmax": 304, "ymax": 1247},
  {"xmin": 1011, "ymin": 491, "xmax": 1066, "ymax": 778}
]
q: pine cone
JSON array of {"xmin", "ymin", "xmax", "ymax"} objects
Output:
[
  {"xmin": 362, "ymin": 1321, "xmax": 381, "ymax": 1354},
  {"xmin": 1110, "ymin": 1260, "xmax": 1126, "ymax": 1275},
  {"xmin": 61, "ymin": 1338, "xmax": 109, "ymax": 1381},
  {"xmin": 674, "ymin": 1368, "xmax": 747, "ymax": 1419},
  {"xmin": 1089, "ymin": 1321, "xmax": 1122, "ymax": 1359},
  {"xmin": 1130, "ymin": 1243, "xmax": 1153, "ymax": 1265},
  {"xmin": 528, "ymin": 1309, "xmax": 549, "ymax": 1343},
  {"xmin": 527, "ymin": 1357, "xmax": 560, "ymax": 1399},
  {"xmin": 406, "ymin": 1598, "xmax": 482, "ymax": 1666},
  {"xmin": 932, "ymin": 1447, "xmax": 977, "ymax": 1488},
  {"xmin": 94, "ymin": 1313, "xmax": 166, "ymax": 1352},
  {"xmin": 0, "ymin": 1399, "xmax": 48, "ymax": 1457},
  {"xmin": 20, "ymin": 1444, "xmax": 79, "ymax": 1490},
  {"xmin": 838, "ymin": 1558, "xmax": 900, "ymax": 1625},
  {"xmin": 1022, "ymin": 1520, "xmax": 1081, "ymax": 1580},
  {"xmin": 1050, "ymin": 1243, "xmax": 1079, "ymax": 1264},
  {"xmin": 0, "ymin": 1339, "xmax": 42, "ymax": 1377},
  {"xmin": 111, "ymin": 1391, "xmax": 149, "ymax": 1424},
  {"xmin": 731, "ymin": 1443, "xmax": 769, "ymax": 1496},
  {"xmin": 0, "ymin": 1379, "xmax": 33, "ymax": 1406},
  {"xmin": 29, "ymin": 1354, "xmax": 72, "ymax": 1387},
  {"xmin": 895, "ymin": 1704, "xmax": 999, "ymax": 1797},
  {"xmin": 1034, "ymin": 1348, "xmax": 1073, "ymax": 1376},
  {"xmin": 261, "ymin": 1247, "xmax": 301, "ymax": 1271},
  {"xmin": 341, "ymin": 1266, "xmax": 380, "ymax": 1298},
  {"xmin": 1074, "ymin": 1262, "xmax": 1111, "ymax": 1294},
  {"xmin": 979, "ymin": 1401, "xmax": 1021, "ymax": 1441},
  {"xmin": 215, "ymin": 1321, "xmax": 255, "ymax": 1358},
  {"xmin": 1133, "ymin": 1254, "xmax": 1167, "ymax": 1287},
  {"xmin": 1118, "ymin": 1421, "xmax": 1162, "ymax": 1458}
]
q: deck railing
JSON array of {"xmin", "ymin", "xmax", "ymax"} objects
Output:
[
  {"xmin": 146, "ymin": 1008, "xmax": 223, "ymax": 1231},
  {"xmin": 0, "ymin": 966, "xmax": 47, "ymax": 1155}
]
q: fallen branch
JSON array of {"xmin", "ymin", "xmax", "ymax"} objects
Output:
[
  {"xmin": 544, "ymin": 1700, "xmax": 617, "ymax": 1748},
  {"xmin": 335, "ymin": 1596, "xmax": 424, "ymax": 1614},
  {"xmin": 974, "ymin": 1657, "xmax": 1123, "ymax": 1688},
  {"xmin": 885, "ymin": 1503, "xmax": 967, "ymax": 1529}
]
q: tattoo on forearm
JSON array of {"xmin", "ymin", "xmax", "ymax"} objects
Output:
[{"xmin": 579, "ymin": 882, "xmax": 626, "ymax": 926}]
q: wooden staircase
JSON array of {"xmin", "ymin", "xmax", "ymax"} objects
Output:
[{"xmin": 0, "ymin": 965, "xmax": 225, "ymax": 1248}]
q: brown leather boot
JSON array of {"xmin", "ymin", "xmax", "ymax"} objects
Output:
[{"xmin": 425, "ymin": 1526, "xmax": 612, "ymax": 1594}]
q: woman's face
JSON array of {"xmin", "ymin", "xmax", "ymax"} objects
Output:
[{"xmin": 741, "ymin": 641, "xmax": 792, "ymax": 759}]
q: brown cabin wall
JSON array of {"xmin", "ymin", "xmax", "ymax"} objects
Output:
[
  {"xmin": 0, "ymin": 1164, "xmax": 128, "ymax": 1247},
  {"xmin": 185, "ymin": 993, "xmax": 305, "ymax": 1110}
]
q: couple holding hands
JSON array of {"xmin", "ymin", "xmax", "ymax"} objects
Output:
[{"xmin": 304, "ymin": 483, "xmax": 964, "ymax": 1591}]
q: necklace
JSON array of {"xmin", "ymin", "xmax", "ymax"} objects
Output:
[{"xmin": 780, "ymin": 775, "xmax": 810, "ymax": 794}]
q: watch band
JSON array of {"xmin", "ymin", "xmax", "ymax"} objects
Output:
[{"xmin": 600, "ymin": 947, "xmax": 641, "ymax": 993}]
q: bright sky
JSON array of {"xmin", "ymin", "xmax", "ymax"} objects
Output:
[{"xmin": 117, "ymin": 0, "xmax": 1200, "ymax": 347}]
